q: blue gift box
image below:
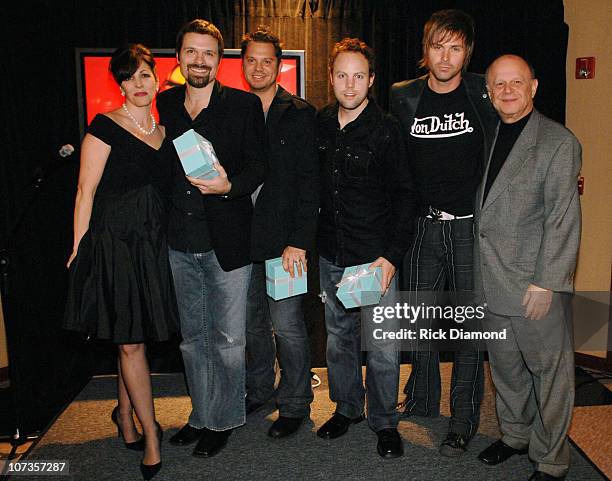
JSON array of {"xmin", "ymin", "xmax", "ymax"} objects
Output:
[
  {"xmin": 172, "ymin": 129, "xmax": 219, "ymax": 180},
  {"xmin": 336, "ymin": 263, "xmax": 383, "ymax": 309},
  {"xmin": 265, "ymin": 257, "xmax": 308, "ymax": 301}
]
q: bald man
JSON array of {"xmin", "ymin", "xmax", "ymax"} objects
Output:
[{"xmin": 473, "ymin": 55, "xmax": 581, "ymax": 481}]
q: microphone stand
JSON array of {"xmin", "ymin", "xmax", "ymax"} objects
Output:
[
  {"xmin": 0, "ymin": 181, "xmax": 44, "ymax": 479},
  {"xmin": 0, "ymin": 147, "xmax": 75, "ymax": 457}
]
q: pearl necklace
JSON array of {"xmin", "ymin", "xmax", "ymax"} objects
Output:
[{"xmin": 122, "ymin": 103, "xmax": 156, "ymax": 136}]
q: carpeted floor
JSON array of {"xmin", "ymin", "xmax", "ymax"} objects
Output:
[
  {"xmin": 19, "ymin": 364, "xmax": 608, "ymax": 481},
  {"xmin": 568, "ymin": 406, "xmax": 612, "ymax": 479}
]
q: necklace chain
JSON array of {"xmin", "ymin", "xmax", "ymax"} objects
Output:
[{"xmin": 122, "ymin": 103, "xmax": 156, "ymax": 136}]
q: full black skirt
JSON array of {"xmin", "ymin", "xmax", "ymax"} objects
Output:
[{"xmin": 64, "ymin": 184, "xmax": 178, "ymax": 344}]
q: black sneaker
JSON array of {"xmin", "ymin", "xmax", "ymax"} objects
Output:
[{"xmin": 439, "ymin": 432, "xmax": 471, "ymax": 457}]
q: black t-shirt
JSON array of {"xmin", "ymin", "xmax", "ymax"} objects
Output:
[
  {"xmin": 483, "ymin": 111, "xmax": 532, "ymax": 203},
  {"xmin": 409, "ymin": 82, "xmax": 483, "ymax": 216}
]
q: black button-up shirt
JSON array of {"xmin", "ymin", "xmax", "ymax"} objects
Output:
[
  {"xmin": 317, "ymin": 100, "xmax": 416, "ymax": 268},
  {"xmin": 158, "ymin": 105, "xmax": 213, "ymax": 253},
  {"xmin": 157, "ymin": 81, "xmax": 266, "ymax": 269}
]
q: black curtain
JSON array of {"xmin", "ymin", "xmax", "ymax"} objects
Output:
[
  {"xmin": 0, "ymin": 0, "xmax": 567, "ymax": 435},
  {"xmin": 305, "ymin": 0, "xmax": 567, "ymax": 119}
]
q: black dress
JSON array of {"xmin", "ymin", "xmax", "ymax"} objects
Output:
[{"xmin": 64, "ymin": 114, "xmax": 179, "ymax": 344}]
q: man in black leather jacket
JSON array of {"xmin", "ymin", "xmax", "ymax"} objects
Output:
[{"xmin": 389, "ymin": 9, "xmax": 497, "ymax": 457}]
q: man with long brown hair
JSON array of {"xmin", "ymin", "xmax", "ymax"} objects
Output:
[{"xmin": 390, "ymin": 9, "xmax": 497, "ymax": 456}]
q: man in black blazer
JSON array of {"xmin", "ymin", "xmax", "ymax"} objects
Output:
[
  {"xmin": 157, "ymin": 19, "xmax": 266, "ymax": 458},
  {"xmin": 241, "ymin": 27, "xmax": 318, "ymax": 439}
]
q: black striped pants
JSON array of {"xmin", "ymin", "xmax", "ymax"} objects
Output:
[{"xmin": 400, "ymin": 216, "xmax": 484, "ymax": 438}]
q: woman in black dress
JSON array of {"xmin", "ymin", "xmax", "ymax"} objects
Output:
[{"xmin": 65, "ymin": 44, "xmax": 177, "ymax": 480}]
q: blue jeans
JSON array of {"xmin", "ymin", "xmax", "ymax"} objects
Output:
[
  {"xmin": 401, "ymin": 217, "xmax": 484, "ymax": 437},
  {"xmin": 245, "ymin": 262, "xmax": 313, "ymax": 417},
  {"xmin": 319, "ymin": 256, "xmax": 400, "ymax": 432},
  {"xmin": 169, "ymin": 248, "xmax": 251, "ymax": 431}
]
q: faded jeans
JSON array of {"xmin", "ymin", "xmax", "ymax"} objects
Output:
[
  {"xmin": 319, "ymin": 256, "xmax": 400, "ymax": 432},
  {"xmin": 245, "ymin": 262, "xmax": 313, "ymax": 417},
  {"xmin": 169, "ymin": 248, "xmax": 251, "ymax": 431}
]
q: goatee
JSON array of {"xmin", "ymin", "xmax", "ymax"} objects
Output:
[
  {"xmin": 186, "ymin": 73, "xmax": 211, "ymax": 88},
  {"xmin": 186, "ymin": 64, "xmax": 213, "ymax": 89}
]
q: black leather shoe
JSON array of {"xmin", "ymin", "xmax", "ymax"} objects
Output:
[
  {"xmin": 376, "ymin": 428, "xmax": 404, "ymax": 459},
  {"xmin": 168, "ymin": 424, "xmax": 204, "ymax": 446},
  {"xmin": 192, "ymin": 429, "xmax": 232, "ymax": 458},
  {"xmin": 317, "ymin": 413, "xmax": 365, "ymax": 440},
  {"xmin": 268, "ymin": 416, "xmax": 304, "ymax": 439},
  {"xmin": 528, "ymin": 471, "xmax": 566, "ymax": 480},
  {"xmin": 439, "ymin": 432, "xmax": 471, "ymax": 457},
  {"xmin": 478, "ymin": 439, "xmax": 528, "ymax": 465},
  {"xmin": 245, "ymin": 397, "xmax": 265, "ymax": 416},
  {"xmin": 111, "ymin": 406, "xmax": 145, "ymax": 451}
]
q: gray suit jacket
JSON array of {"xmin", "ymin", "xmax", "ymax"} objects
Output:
[{"xmin": 474, "ymin": 109, "xmax": 582, "ymax": 316}]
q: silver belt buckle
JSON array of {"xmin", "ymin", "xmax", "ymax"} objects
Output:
[{"xmin": 428, "ymin": 206, "xmax": 442, "ymax": 223}]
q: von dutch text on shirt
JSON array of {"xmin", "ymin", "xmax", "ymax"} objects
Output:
[{"xmin": 410, "ymin": 112, "xmax": 474, "ymax": 139}]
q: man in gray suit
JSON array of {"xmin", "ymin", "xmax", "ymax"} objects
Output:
[{"xmin": 474, "ymin": 54, "xmax": 581, "ymax": 481}]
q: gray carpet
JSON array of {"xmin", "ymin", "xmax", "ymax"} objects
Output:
[{"xmin": 24, "ymin": 365, "xmax": 605, "ymax": 481}]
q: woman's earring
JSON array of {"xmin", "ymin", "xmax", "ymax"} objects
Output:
[{"xmin": 120, "ymin": 89, "xmax": 125, "ymax": 96}]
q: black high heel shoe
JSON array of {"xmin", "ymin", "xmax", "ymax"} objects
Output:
[
  {"xmin": 139, "ymin": 422, "xmax": 163, "ymax": 481},
  {"xmin": 111, "ymin": 406, "xmax": 145, "ymax": 451}
]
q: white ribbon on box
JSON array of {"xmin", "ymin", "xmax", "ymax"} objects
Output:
[
  {"xmin": 336, "ymin": 268, "xmax": 381, "ymax": 306},
  {"xmin": 177, "ymin": 141, "xmax": 215, "ymax": 160},
  {"xmin": 177, "ymin": 140, "xmax": 219, "ymax": 178},
  {"xmin": 266, "ymin": 275, "xmax": 299, "ymax": 297}
]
